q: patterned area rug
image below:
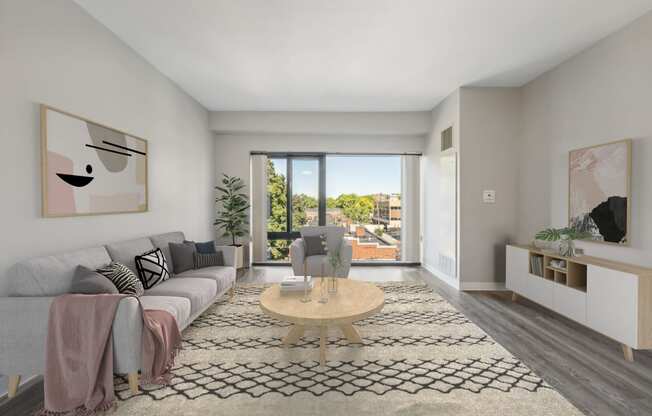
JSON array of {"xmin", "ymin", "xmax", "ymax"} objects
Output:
[{"xmin": 113, "ymin": 282, "xmax": 582, "ymax": 415}]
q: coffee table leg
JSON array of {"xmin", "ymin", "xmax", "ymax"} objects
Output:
[
  {"xmin": 282, "ymin": 325, "xmax": 305, "ymax": 346},
  {"xmin": 339, "ymin": 324, "xmax": 363, "ymax": 344},
  {"xmin": 319, "ymin": 326, "xmax": 327, "ymax": 367}
]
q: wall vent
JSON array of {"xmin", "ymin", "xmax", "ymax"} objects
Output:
[{"xmin": 441, "ymin": 126, "xmax": 453, "ymax": 151}]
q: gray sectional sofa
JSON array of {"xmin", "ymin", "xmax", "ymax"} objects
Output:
[{"xmin": 0, "ymin": 231, "xmax": 236, "ymax": 398}]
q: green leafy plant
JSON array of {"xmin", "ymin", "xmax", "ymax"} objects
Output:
[
  {"xmin": 535, "ymin": 227, "xmax": 590, "ymax": 241},
  {"xmin": 327, "ymin": 250, "xmax": 343, "ymax": 276},
  {"xmin": 215, "ymin": 174, "xmax": 250, "ymax": 246}
]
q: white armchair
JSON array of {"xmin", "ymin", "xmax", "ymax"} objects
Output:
[{"xmin": 290, "ymin": 226, "xmax": 352, "ymax": 278}]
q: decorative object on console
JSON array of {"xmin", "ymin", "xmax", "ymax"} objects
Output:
[
  {"xmin": 194, "ymin": 251, "xmax": 225, "ymax": 269},
  {"xmin": 96, "ymin": 262, "xmax": 144, "ymax": 296},
  {"xmin": 569, "ymin": 139, "xmax": 631, "ymax": 244},
  {"xmin": 135, "ymin": 248, "xmax": 170, "ymax": 289},
  {"xmin": 70, "ymin": 265, "xmax": 119, "ymax": 294},
  {"xmin": 534, "ymin": 227, "xmax": 590, "ymax": 257},
  {"xmin": 41, "ymin": 105, "xmax": 148, "ymax": 217}
]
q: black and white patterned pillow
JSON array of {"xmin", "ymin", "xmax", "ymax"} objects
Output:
[
  {"xmin": 96, "ymin": 262, "xmax": 144, "ymax": 296},
  {"xmin": 135, "ymin": 248, "xmax": 170, "ymax": 289}
]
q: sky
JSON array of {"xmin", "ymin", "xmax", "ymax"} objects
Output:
[{"xmin": 270, "ymin": 155, "xmax": 401, "ymax": 198}]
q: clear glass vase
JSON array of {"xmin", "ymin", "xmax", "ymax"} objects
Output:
[{"xmin": 328, "ymin": 277, "xmax": 338, "ymax": 294}]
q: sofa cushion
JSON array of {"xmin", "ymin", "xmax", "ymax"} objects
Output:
[
  {"xmin": 169, "ymin": 241, "xmax": 196, "ymax": 275},
  {"xmin": 176, "ymin": 266, "xmax": 236, "ymax": 296},
  {"xmin": 70, "ymin": 265, "xmax": 119, "ymax": 294},
  {"xmin": 96, "ymin": 262, "xmax": 144, "ymax": 296},
  {"xmin": 135, "ymin": 248, "xmax": 170, "ymax": 289},
  {"xmin": 105, "ymin": 237, "xmax": 154, "ymax": 275},
  {"xmin": 139, "ymin": 295, "xmax": 192, "ymax": 329},
  {"xmin": 149, "ymin": 232, "xmax": 185, "ymax": 273},
  {"xmin": 5, "ymin": 246, "xmax": 112, "ymax": 296},
  {"xmin": 145, "ymin": 277, "xmax": 217, "ymax": 316},
  {"xmin": 195, "ymin": 241, "xmax": 217, "ymax": 254},
  {"xmin": 194, "ymin": 251, "xmax": 224, "ymax": 269}
]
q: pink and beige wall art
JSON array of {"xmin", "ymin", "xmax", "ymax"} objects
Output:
[
  {"xmin": 41, "ymin": 105, "xmax": 148, "ymax": 217},
  {"xmin": 568, "ymin": 139, "xmax": 631, "ymax": 244}
]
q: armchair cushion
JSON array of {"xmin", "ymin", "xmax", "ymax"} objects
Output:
[{"xmin": 303, "ymin": 234, "xmax": 328, "ymax": 256}]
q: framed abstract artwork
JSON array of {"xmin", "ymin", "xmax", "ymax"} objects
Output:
[
  {"xmin": 41, "ymin": 105, "xmax": 148, "ymax": 217},
  {"xmin": 568, "ymin": 139, "xmax": 631, "ymax": 245}
]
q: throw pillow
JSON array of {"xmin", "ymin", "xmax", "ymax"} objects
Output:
[
  {"xmin": 303, "ymin": 234, "xmax": 328, "ymax": 257},
  {"xmin": 194, "ymin": 251, "xmax": 224, "ymax": 269},
  {"xmin": 96, "ymin": 262, "xmax": 144, "ymax": 296},
  {"xmin": 135, "ymin": 248, "xmax": 171, "ymax": 289},
  {"xmin": 70, "ymin": 265, "xmax": 119, "ymax": 294},
  {"xmin": 195, "ymin": 240, "xmax": 217, "ymax": 254},
  {"xmin": 169, "ymin": 241, "xmax": 196, "ymax": 274}
]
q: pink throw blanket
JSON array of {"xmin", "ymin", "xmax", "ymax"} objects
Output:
[{"xmin": 37, "ymin": 294, "xmax": 181, "ymax": 415}]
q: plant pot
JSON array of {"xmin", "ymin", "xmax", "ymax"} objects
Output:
[{"xmin": 232, "ymin": 245, "xmax": 244, "ymax": 269}]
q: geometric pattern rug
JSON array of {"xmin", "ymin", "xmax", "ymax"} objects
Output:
[{"xmin": 112, "ymin": 282, "xmax": 582, "ymax": 415}]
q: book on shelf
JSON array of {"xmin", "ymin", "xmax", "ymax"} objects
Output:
[{"xmin": 530, "ymin": 256, "xmax": 543, "ymax": 276}]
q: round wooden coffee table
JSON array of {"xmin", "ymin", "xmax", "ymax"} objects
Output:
[{"xmin": 259, "ymin": 279, "xmax": 384, "ymax": 366}]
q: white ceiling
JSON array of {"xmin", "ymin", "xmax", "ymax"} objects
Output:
[{"xmin": 75, "ymin": 0, "xmax": 652, "ymax": 111}]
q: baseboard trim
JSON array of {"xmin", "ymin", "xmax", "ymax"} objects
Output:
[
  {"xmin": 421, "ymin": 263, "xmax": 459, "ymax": 290},
  {"xmin": 459, "ymin": 281, "xmax": 507, "ymax": 291}
]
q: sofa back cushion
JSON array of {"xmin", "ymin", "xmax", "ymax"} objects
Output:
[
  {"xmin": 149, "ymin": 231, "xmax": 185, "ymax": 272},
  {"xmin": 6, "ymin": 246, "xmax": 112, "ymax": 296},
  {"xmin": 105, "ymin": 237, "xmax": 154, "ymax": 275}
]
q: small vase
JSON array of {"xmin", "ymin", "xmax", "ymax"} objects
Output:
[
  {"xmin": 319, "ymin": 277, "xmax": 328, "ymax": 303},
  {"xmin": 559, "ymin": 236, "xmax": 576, "ymax": 257},
  {"xmin": 328, "ymin": 277, "xmax": 338, "ymax": 294}
]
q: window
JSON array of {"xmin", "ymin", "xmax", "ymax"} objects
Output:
[
  {"xmin": 263, "ymin": 153, "xmax": 414, "ymax": 263},
  {"xmin": 266, "ymin": 155, "xmax": 324, "ymax": 260},
  {"xmin": 326, "ymin": 155, "xmax": 402, "ymax": 261}
]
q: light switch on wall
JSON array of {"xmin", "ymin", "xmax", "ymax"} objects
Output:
[{"xmin": 483, "ymin": 190, "xmax": 496, "ymax": 203}]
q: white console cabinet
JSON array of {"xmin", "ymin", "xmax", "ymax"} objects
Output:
[{"xmin": 506, "ymin": 244, "xmax": 652, "ymax": 361}]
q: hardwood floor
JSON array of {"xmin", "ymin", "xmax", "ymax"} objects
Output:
[{"xmin": 3, "ymin": 265, "xmax": 652, "ymax": 415}]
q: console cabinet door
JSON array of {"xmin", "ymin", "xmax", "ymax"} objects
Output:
[
  {"xmin": 587, "ymin": 265, "xmax": 638, "ymax": 347},
  {"xmin": 506, "ymin": 246, "xmax": 528, "ymax": 294}
]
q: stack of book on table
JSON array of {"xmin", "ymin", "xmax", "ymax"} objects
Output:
[{"xmin": 280, "ymin": 276, "xmax": 312, "ymax": 293}]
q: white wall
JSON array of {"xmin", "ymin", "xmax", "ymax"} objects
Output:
[
  {"xmin": 210, "ymin": 111, "xmax": 431, "ymax": 136},
  {"xmin": 458, "ymin": 87, "xmax": 521, "ymax": 288},
  {"xmin": 0, "ymin": 0, "xmax": 215, "ymax": 287},
  {"xmin": 518, "ymin": 10, "xmax": 652, "ymax": 267},
  {"xmin": 422, "ymin": 90, "xmax": 459, "ymax": 287}
]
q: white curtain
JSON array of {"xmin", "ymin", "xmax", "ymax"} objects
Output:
[
  {"xmin": 401, "ymin": 155, "xmax": 421, "ymax": 262},
  {"xmin": 250, "ymin": 154, "xmax": 268, "ymax": 262}
]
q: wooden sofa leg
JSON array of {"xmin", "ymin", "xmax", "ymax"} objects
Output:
[
  {"xmin": 8, "ymin": 375, "xmax": 21, "ymax": 399},
  {"xmin": 622, "ymin": 344, "xmax": 634, "ymax": 362},
  {"xmin": 128, "ymin": 372, "xmax": 139, "ymax": 394},
  {"xmin": 229, "ymin": 284, "xmax": 235, "ymax": 302},
  {"xmin": 511, "ymin": 292, "xmax": 519, "ymax": 302}
]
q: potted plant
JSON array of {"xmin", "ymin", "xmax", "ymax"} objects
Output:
[
  {"xmin": 215, "ymin": 174, "xmax": 250, "ymax": 268},
  {"xmin": 534, "ymin": 227, "xmax": 591, "ymax": 257}
]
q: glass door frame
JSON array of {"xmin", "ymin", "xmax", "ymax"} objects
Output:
[{"xmin": 267, "ymin": 153, "xmax": 326, "ymax": 243}]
